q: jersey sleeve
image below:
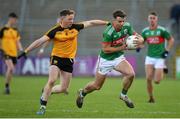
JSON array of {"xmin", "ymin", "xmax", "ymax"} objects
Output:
[
  {"xmin": 102, "ymin": 32, "xmax": 112, "ymax": 43},
  {"xmin": 73, "ymin": 24, "xmax": 84, "ymax": 31},
  {"xmin": 162, "ymin": 29, "xmax": 171, "ymax": 40},
  {"xmin": 15, "ymin": 29, "xmax": 21, "ymax": 41},
  {"xmin": 45, "ymin": 26, "xmax": 59, "ymax": 39},
  {"xmin": 127, "ymin": 23, "xmax": 135, "ymax": 35},
  {"xmin": 0, "ymin": 27, "xmax": 4, "ymax": 39}
]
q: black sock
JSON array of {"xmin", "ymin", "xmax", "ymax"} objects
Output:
[
  {"xmin": 122, "ymin": 89, "xmax": 128, "ymax": 95},
  {"xmin": 40, "ymin": 98, "xmax": 47, "ymax": 106},
  {"xmin": 5, "ymin": 83, "xmax": 9, "ymax": 88},
  {"xmin": 82, "ymin": 90, "xmax": 87, "ymax": 97}
]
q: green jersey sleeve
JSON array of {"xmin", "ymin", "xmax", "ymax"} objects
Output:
[
  {"xmin": 126, "ymin": 22, "xmax": 135, "ymax": 35},
  {"xmin": 102, "ymin": 32, "xmax": 112, "ymax": 43},
  {"xmin": 162, "ymin": 29, "xmax": 171, "ymax": 40}
]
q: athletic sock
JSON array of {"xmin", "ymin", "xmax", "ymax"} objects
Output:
[
  {"xmin": 5, "ymin": 83, "xmax": 9, "ymax": 89},
  {"xmin": 40, "ymin": 98, "xmax": 47, "ymax": 106},
  {"xmin": 121, "ymin": 89, "xmax": 128, "ymax": 95},
  {"xmin": 82, "ymin": 90, "xmax": 87, "ymax": 97}
]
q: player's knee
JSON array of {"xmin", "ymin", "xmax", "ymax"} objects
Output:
[
  {"xmin": 7, "ymin": 66, "xmax": 14, "ymax": 73},
  {"xmin": 48, "ymin": 80, "xmax": 55, "ymax": 86},
  {"xmin": 127, "ymin": 72, "xmax": 135, "ymax": 80}
]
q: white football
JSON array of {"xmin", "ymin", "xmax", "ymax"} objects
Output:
[{"xmin": 126, "ymin": 35, "xmax": 139, "ymax": 49}]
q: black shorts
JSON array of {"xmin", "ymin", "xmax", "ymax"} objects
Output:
[
  {"xmin": 50, "ymin": 56, "xmax": 74, "ymax": 73},
  {"xmin": 4, "ymin": 55, "xmax": 17, "ymax": 65}
]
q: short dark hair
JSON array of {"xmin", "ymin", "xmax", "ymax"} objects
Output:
[
  {"xmin": 149, "ymin": 11, "xmax": 158, "ymax": 16},
  {"xmin": 60, "ymin": 9, "xmax": 75, "ymax": 17},
  {"xmin": 9, "ymin": 12, "xmax": 18, "ymax": 18},
  {"xmin": 113, "ymin": 10, "xmax": 126, "ymax": 19}
]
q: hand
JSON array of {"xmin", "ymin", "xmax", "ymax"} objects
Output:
[
  {"xmin": 133, "ymin": 35, "xmax": 144, "ymax": 47},
  {"xmin": 120, "ymin": 43, "xmax": 128, "ymax": 51},
  {"xmin": 136, "ymin": 48, "xmax": 141, "ymax": 52},
  {"xmin": 18, "ymin": 51, "xmax": 27, "ymax": 59},
  {"xmin": 161, "ymin": 50, "xmax": 169, "ymax": 58}
]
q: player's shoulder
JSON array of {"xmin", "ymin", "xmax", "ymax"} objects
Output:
[
  {"xmin": 0, "ymin": 26, "xmax": 9, "ymax": 31},
  {"xmin": 123, "ymin": 22, "xmax": 131, "ymax": 27},
  {"xmin": 12, "ymin": 27, "xmax": 20, "ymax": 32},
  {"xmin": 103, "ymin": 24, "xmax": 114, "ymax": 36},
  {"xmin": 142, "ymin": 27, "xmax": 149, "ymax": 33},
  {"xmin": 71, "ymin": 23, "xmax": 84, "ymax": 30},
  {"xmin": 47, "ymin": 24, "xmax": 61, "ymax": 33},
  {"xmin": 157, "ymin": 25, "xmax": 166, "ymax": 31}
]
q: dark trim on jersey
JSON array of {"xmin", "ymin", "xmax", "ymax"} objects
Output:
[
  {"xmin": 46, "ymin": 23, "xmax": 84, "ymax": 39},
  {"xmin": 0, "ymin": 27, "xmax": 19, "ymax": 38}
]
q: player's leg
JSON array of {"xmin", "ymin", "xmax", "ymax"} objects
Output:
[
  {"xmin": 51, "ymin": 70, "xmax": 72, "ymax": 94},
  {"xmin": 145, "ymin": 56, "xmax": 155, "ymax": 103},
  {"xmin": 114, "ymin": 60, "xmax": 135, "ymax": 108},
  {"xmin": 163, "ymin": 60, "xmax": 168, "ymax": 74},
  {"xmin": 154, "ymin": 58, "xmax": 165, "ymax": 84},
  {"xmin": 145, "ymin": 64, "xmax": 155, "ymax": 103},
  {"xmin": 76, "ymin": 71, "xmax": 106, "ymax": 108},
  {"xmin": 37, "ymin": 65, "xmax": 59, "ymax": 115},
  {"xmin": 76, "ymin": 57, "xmax": 109, "ymax": 108},
  {"xmin": 154, "ymin": 69, "xmax": 164, "ymax": 84},
  {"xmin": 4, "ymin": 59, "xmax": 15, "ymax": 94}
]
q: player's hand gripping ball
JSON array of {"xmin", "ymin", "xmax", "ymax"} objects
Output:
[{"xmin": 126, "ymin": 35, "xmax": 144, "ymax": 49}]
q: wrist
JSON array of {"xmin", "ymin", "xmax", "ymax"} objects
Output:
[
  {"xmin": 24, "ymin": 49, "xmax": 28, "ymax": 53},
  {"xmin": 165, "ymin": 50, "xmax": 169, "ymax": 53}
]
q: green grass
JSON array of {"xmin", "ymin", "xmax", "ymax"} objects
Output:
[{"xmin": 0, "ymin": 76, "xmax": 180, "ymax": 118}]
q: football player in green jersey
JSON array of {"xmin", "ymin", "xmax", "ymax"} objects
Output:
[
  {"xmin": 76, "ymin": 10, "xmax": 143, "ymax": 108},
  {"xmin": 142, "ymin": 12, "xmax": 174, "ymax": 103}
]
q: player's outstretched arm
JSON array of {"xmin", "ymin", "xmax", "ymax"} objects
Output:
[
  {"xmin": 82, "ymin": 20, "xmax": 109, "ymax": 28},
  {"xmin": 37, "ymin": 40, "xmax": 50, "ymax": 56},
  {"xmin": 18, "ymin": 35, "xmax": 50, "ymax": 59}
]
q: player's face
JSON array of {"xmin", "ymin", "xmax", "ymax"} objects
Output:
[
  {"xmin": 9, "ymin": 17, "xmax": 17, "ymax": 26},
  {"xmin": 113, "ymin": 17, "xmax": 126, "ymax": 31},
  {"xmin": 62, "ymin": 14, "xmax": 75, "ymax": 27},
  {"xmin": 148, "ymin": 15, "xmax": 158, "ymax": 26}
]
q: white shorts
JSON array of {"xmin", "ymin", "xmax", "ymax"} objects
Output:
[
  {"xmin": 145, "ymin": 56, "xmax": 165, "ymax": 69},
  {"xmin": 97, "ymin": 55, "xmax": 126, "ymax": 75}
]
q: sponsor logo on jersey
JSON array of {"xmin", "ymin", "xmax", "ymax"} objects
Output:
[{"xmin": 146, "ymin": 36, "xmax": 165, "ymax": 44}]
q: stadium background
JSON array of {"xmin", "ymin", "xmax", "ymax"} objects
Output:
[{"xmin": 0, "ymin": 0, "xmax": 180, "ymax": 78}]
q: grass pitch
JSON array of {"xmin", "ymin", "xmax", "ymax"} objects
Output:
[{"xmin": 0, "ymin": 76, "xmax": 180, "ymax": 118}]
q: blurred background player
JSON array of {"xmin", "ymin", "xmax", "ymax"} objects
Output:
[
  {"xmin": 141, "ymin": 12, "xmax": 174, "ymax": 103},
  {"xmin": 18, "ymin": 9, "xmax": 108, "ymax": 115},
  {"xmin": 0, "ymin": 12, "xmax": 23, "ymax": 94},
  {"xmin": 76, "ymin": 10, "xmax": 144, "ymax": 109}
]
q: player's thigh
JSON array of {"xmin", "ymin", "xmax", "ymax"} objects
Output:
[
  {"xmin": 114, "ymin": 60, "xmax": 135, "ymax": 76},
  {"xmin": 145, "ymin": 65, "xmax": 154, "ymax": 80},
  {"xmin": 59, "ymin": 70, "xmax": 72, "ymax": 88},
  {"xmin": 48, "ymin": 65, "xmax": 60, "ymax": 82},
  {"xmin": 5, "ymin": 59, "xmax": 14, "ymax": 70}
]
